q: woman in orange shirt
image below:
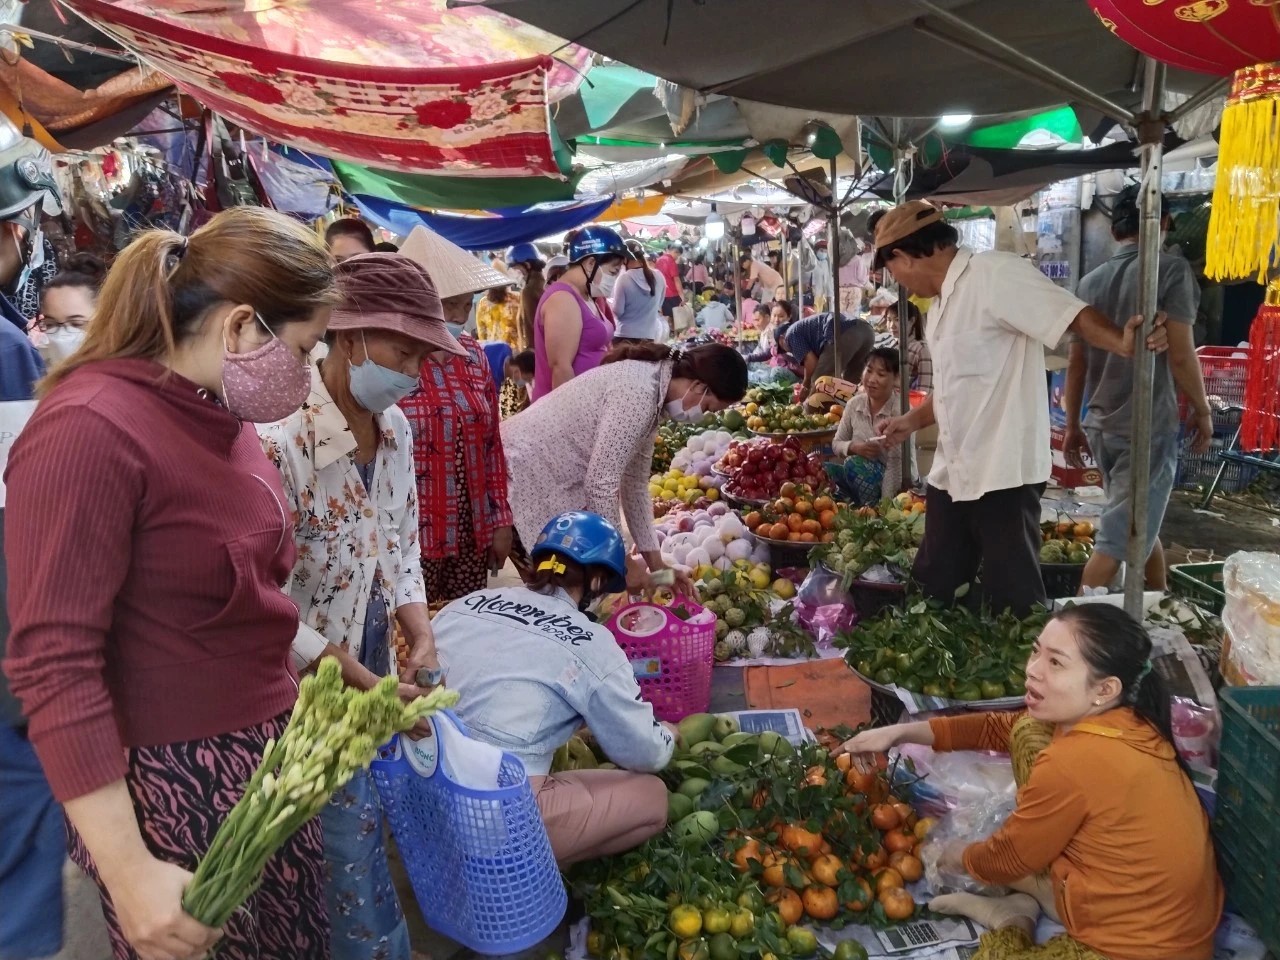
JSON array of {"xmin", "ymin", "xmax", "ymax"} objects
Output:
[{"xmin": 840, "ymin": 603, "xmax": 1221, "ymax": 960}]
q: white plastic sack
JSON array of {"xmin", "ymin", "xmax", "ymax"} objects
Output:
[{"xmin": 672, "ymin": 303, "xmax": 695, "ymax": 332}]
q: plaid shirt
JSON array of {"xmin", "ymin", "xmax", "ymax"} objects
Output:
[{"xmin": 398, "ymin": 336, "xmax": 513, "ymax": 559}]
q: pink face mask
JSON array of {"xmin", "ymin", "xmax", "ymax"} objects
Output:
[{"xmin": 221, "ymin": 314, "xmax": 312, "ymax": 422}]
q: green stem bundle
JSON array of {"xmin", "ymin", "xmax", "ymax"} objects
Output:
[{"xmin": 182, "ymin": 657, "xmax": 458, "ymax": 926}]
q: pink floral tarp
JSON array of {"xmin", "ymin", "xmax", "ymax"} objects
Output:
[{"xmin": 64, "ymin": 0, "xmax": 591, "ymax": 177}]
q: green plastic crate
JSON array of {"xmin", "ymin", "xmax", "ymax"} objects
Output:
[
  {"xmin": 1214, "ymin": 686, "xmax": 1280, "ymax": 957},
  {"xmin": 1169, "ymin": 561, "xmax": 1226, "ymax": 616}
]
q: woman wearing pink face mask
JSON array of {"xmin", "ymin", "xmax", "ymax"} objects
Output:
[{"xmin": 3, "ymin": 207, "xmax": 339, "ymax": 960}]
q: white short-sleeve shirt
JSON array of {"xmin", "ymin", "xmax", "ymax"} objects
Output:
[{"xmin": 926, "ymin": 248, "xmax": 1085, "ymax": 502}]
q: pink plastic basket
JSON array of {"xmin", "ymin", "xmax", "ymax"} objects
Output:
[{"xmin": 605, "ymin": 598, "xmax": 717, "ymax": 721}]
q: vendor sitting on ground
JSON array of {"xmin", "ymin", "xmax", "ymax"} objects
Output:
[
  {"xmin": 827, "ymin": 347, "xmax": 911, "ymax": 504},
  {"xmin": 838, "ymin": 603, "xmax": 1221, "ymax": 960},
  {"xmin": 430, "ymin": 511, "xmax": 677, "ymax": 865}
]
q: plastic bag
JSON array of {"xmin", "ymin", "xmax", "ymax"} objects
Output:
[
  {"xmin": 796, "ymin": 565, "xmax": 857, "ymax": 643},
  {"xmin": 1221, "ymin": 551, "xmax": 1280, "ymax": 685},
  {"xmin": 893, "ymin": 744, "xmax": 1018, "ymax": 894},
  {"xmin": 1170, "ymin": 696, "xmax": 1218, "ymax": 769},
  {"xmin": 897, "ymin": 743, "xmax": 1017, "ymax": 819},
  {"xmin": 799, "ymin": 563, "xmax": 848, "ymax": 607},
  {"xmin": 795, "ymin": 601, "xmax": 856, "ymax": 645}
]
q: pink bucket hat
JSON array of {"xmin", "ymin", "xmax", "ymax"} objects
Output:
[{"xmin": 329, "ymin": 252, "xmax": 466, "ymax": 356}]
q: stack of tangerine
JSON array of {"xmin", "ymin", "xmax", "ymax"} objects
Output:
[
  {"xmin": 741, "ymin": 486, "xmax": 843, "ymax": 544},
  {"xmin": 726, "ymin": 755, "xmax": 931, "ymax": 924}
]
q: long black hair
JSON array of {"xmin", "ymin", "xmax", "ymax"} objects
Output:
[
  {"xmin": 601, "ymin": 341, "xmax": 748, "ymax": 403},
  {"xmin": 625, "ymin": 239, "xmax": 657, "ymax": 296},
  {"xmin": 1052, "ymin": 603, "xmax": 1191, "ymax": 779}
]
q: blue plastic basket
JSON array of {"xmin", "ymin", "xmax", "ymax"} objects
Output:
[{"xmin": 370, "ymin": 712, "xmax": 566, "ymax": 954}]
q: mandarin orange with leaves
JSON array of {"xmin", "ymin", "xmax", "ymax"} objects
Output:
[
  {"xmin": 801, "ymin": 885, "xmax": 839, "ymax": 921},
  {"xmin": 767, "ymin": 888, "xmax": 803, "ymax": 926}
]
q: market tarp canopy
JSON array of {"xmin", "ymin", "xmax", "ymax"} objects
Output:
[
  {"xmin": 330, "ymin": 156, "xmax": 584, "ymax": 209},
  {"xmin": 353, "ymin": 194, "xmax": 615, "ymax": 248},
  {"xmin": 1, "ymin": 0, "xmax": 172, "ymax": 149},
  {"xmin": 456, "ymin": 0, "xmax": 1205, "ymax": 118},
  {"xmin": 63, "ymin": 0, "xmax": 592, "ymax": 176}
]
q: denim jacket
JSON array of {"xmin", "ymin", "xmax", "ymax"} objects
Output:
[{"xmin": 432, "ymin": 586, "xmax": 674, "ymax": 777}]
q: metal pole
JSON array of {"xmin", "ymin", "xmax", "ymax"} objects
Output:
[
  {"xmin": 781, "ymin": 233, "xmax": 790, "ymax": 306},
  {"xmin": 894, "ymin": 123, "xmax": 912, "ymax": 490},
  {"xmin": 1166, "ymin": 76, "xmax": 1230, "ymax": 123},
  {"xmin": 797, "ymin": 233, "xmax": 805, "ymax": 318},
  {"xmin": 733, "ymin": 244, "xmax": 743, "ymax": 345},
  {"xmin": 829, "ymin": 157, "xmax": 842, "ymax": 377},
  {"xmin": 911, "ymin": 4, "xmax": 1136, "ymax": 124},
  {"xmin": 1124, "ymin": 58, "xmax": 1167, "ymax": 618}
]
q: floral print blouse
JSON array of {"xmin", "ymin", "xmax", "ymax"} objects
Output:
[
  {"xmin": 475, "ymin": 292, "xmax": 523, "ymax": 349},
  {"xmin": 258, "ymin": 357, "xmax": 427, "ymax": 666}
]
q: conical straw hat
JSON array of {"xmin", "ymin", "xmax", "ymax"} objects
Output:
[{"xmin": 398, "ymin": 225, "xmax": 514, "ymax": 300}]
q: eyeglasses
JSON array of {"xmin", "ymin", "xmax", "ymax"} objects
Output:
[{"xmin": 32, "ymin": 315, "xmax": 89, "ymax": 332}]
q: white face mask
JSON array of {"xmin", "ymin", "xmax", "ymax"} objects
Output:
[
  {"xmin": 590, "ymin": 268, "xmax": 619, "ymax": 299},
  {"xmin": 37, "ymin": 325, "xmax": 86, "ymax": 364},
  {"xmin": 665, "ymin": 384, "xmax": 708, "ymax": 423}
]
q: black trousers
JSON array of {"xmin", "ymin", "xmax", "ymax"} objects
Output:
[{"xmin": 912, "ymin": 482, "xmax": 1047, "ymax": 617}]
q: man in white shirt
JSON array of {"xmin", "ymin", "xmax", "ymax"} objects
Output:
[{"xmin": 876, "ymin": 201, "xmax": 1168, "ymax": 615}]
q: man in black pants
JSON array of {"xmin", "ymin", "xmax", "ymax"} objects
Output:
[{"xmin": 874, "ymin": 201, "xmax": 1169, "ymax": 616}]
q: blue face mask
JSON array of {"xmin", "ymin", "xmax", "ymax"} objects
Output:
[
  {"xmin": 349, "ymin": 332, "xmax": 419, "ymax": 412},
  {"xmin": 445, "ymin": 321, "xmax": 466, "ymax": 338}
]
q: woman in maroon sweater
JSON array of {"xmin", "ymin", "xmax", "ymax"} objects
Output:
[{"xmin": 3, "ymin": 208, "xmax": 338, "ymax": 960}]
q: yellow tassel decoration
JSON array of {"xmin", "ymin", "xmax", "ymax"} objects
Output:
[{"xmin": 1206, "ymin": 63, "xmax": 1280, "ymax": 283}]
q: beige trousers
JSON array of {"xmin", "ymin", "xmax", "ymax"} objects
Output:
[{"xmin": 529, "ymin": 769, "xmax": 668, "ymax": 865}]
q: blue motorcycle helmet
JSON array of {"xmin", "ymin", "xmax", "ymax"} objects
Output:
[
  {"xmin": 563, "ymin": 225, "xmax": 626, "ymax": 297},
  {"xmin": 530, "ymin": 511, "xmax": 627, "ymax": 595},
  {"xmin": 506, "ymin": 242, "xmax": 545, "ymax": 269},
  {"xmin": 565, "ymin": 225, "xmax": 625, "ymax": 264}
]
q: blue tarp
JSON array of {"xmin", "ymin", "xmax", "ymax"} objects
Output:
[{"xmin": 352, "ymin": 194, "xmax": 615, "ymax": 250}]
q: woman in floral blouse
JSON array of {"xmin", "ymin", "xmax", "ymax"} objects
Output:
[
  {"xmin": 259, "ymin": 252, "xmax": 455, "ymax": 960},
  {"xmin": 399, "ymin": 273, "xmax": 515, "ymax": 606},
  {"xmin": 475, "ymin": 285, "xmax": 523, "ymax": 348}
]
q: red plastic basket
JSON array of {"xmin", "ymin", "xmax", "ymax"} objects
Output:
[
  {"xmin": 605, "ymin": 598, "xmax": 716, "ymax": 721},
  {"xmin": 1181, "ymin": 347, "xmax": 1250, "ymax": 430}
]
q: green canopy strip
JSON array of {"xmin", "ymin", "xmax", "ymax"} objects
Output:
[
  {"xmin": 963, "ymin": 106, "xmax": 1082, "ymax": 148},
  {"xmin": 579, "ymin": 63, "xmax": 657, "ymax": 131},
  {"xmin": 331, "ymin": 161, "xmax": 584, "ymax": 211}
]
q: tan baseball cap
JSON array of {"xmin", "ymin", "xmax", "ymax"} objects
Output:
[{"xmin": 873, "ymin": 200, "xmax": 944, "ymax": 251}]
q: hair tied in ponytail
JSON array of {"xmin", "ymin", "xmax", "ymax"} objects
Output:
[
  {"xmin": 667, "ymin": 344, "xmax": 683, "ymax": 361},
  {"xmin": 1128, "ymin": 659, "xmax": 1154, "ymax": 703}
]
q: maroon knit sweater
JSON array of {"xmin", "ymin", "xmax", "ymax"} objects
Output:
[{"xmin": 3, "ymin": 359, "xmax": 300, "ymax": 801}]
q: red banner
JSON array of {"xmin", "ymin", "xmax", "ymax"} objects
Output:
[{"xmin": 65, "ymin": 0, "xmax": 583, "ymax": 177}]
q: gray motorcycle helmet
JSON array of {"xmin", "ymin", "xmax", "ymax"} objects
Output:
[{"xmin": 0, "ymin": 136, "xmax": 61, "ymax": 231}]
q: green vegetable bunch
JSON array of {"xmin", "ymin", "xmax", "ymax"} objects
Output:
[
  {"xmin": 182, "ymin": 657, "xmax": 458, "ymax": 926},
  {"xmin": 835, "ymin": 596, "xmax": 1049, "ymax": 700}
]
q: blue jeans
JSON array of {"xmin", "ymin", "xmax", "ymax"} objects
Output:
[{"xmin": 0, "ymin": 725, "xmax": 64, "ymax": 959}]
